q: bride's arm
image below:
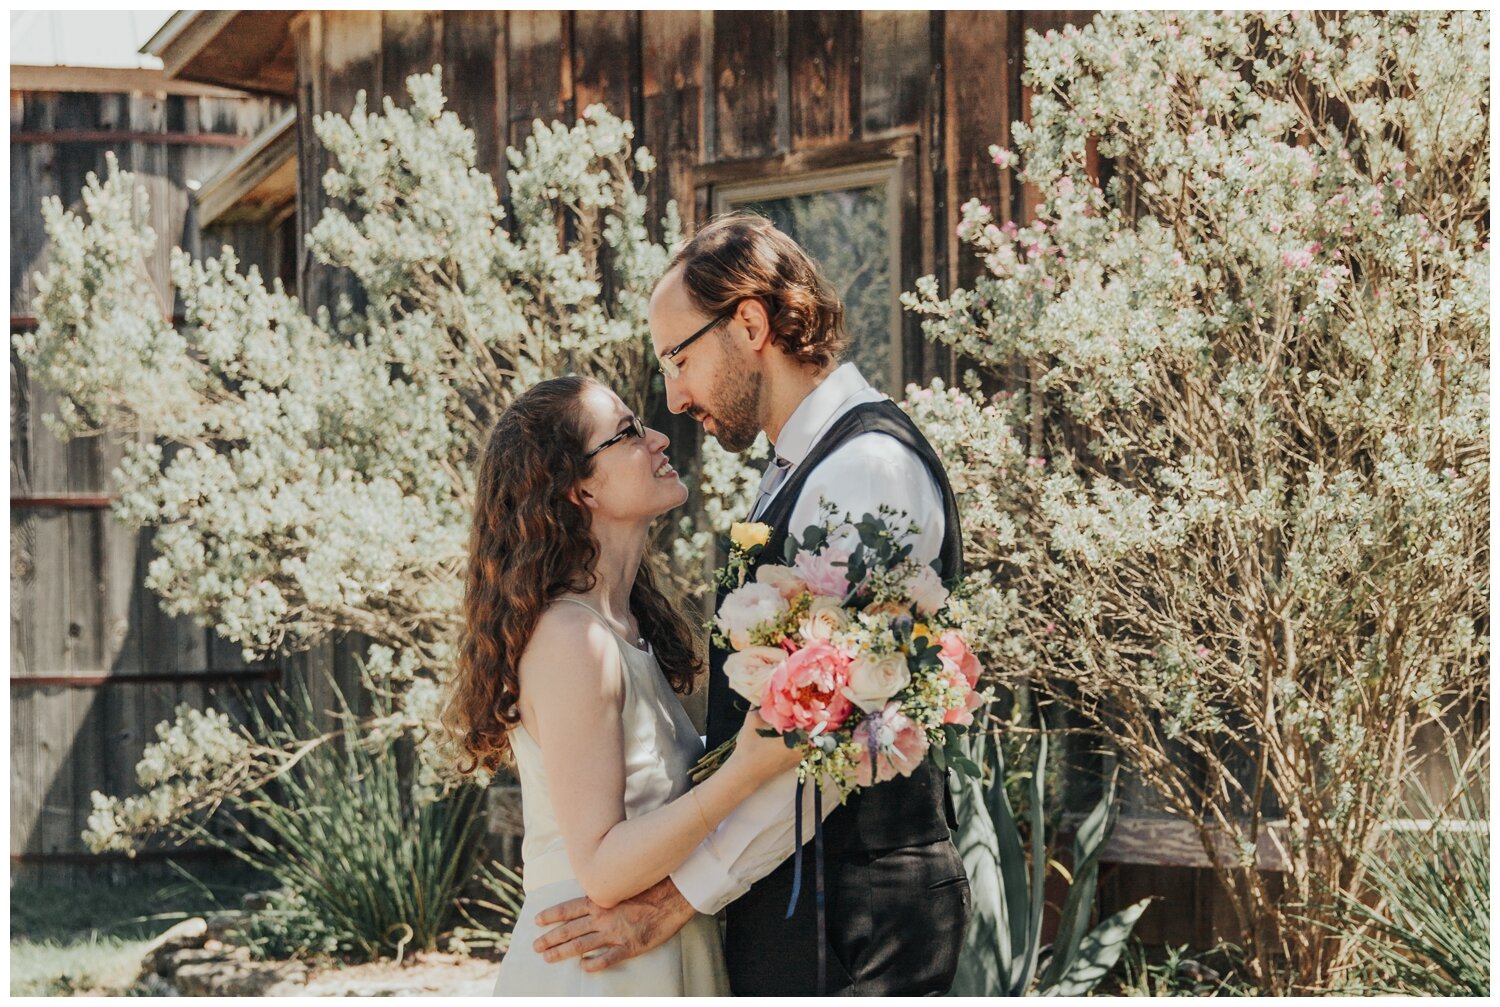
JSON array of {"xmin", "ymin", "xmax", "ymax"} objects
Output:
[{"xmin": 520, "ymin": 606, "xmax": 799, "ymax": 910}]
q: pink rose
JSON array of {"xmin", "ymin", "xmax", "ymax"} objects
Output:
[
  {"xmin": 723, "ymin": 646, "xmax": 788, "ymax": 704},
  {"xmin": 760, "ymin": 641, "xmax": 854, "ymax": 734},
  {"xmin": 793, "ymin": 548, "xmax": 852, "ymax": 599},
  {"xmin": 756, "ymin": 563, "xmax": 809, "ymax": 601},
  {"xmin": 851, "ymin": 703, "xmax": 930, "ymax": 786},
  {"xmin": 940, "ymin": 663, "xmax": 985, "ymax": 726},
  {"xmin": 939, "ymin": 630, "xmax": 982, "ymax": 688}
]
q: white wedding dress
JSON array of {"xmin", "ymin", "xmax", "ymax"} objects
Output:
[{"xmin": 493, "ymin": 599, "xmax": 730, "ymax": 996}]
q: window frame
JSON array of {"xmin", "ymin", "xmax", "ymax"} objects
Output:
[{"xmin": 710, "ymin": 160, "xmax": 906, "ymax": 396}]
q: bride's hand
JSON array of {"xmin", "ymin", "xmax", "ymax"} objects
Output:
[{"xmin": 730, "ymin": 711, "xmax": 804, "ymax": 781}]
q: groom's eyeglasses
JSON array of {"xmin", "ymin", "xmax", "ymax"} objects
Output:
[
  {"xmin": 583, "ymin": 414, "xmax": 645, "ymax": 460},
  {"xmin": 657, "ymin": 307, "xmax": 736, "ymax": 380}
]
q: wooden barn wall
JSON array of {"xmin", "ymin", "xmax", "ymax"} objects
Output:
[{"xmin": 9, "ymin": 83, "xmax": 293, "ymax": 884}]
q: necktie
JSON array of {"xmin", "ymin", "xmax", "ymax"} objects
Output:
[{"xmin": 750, "ymin": 455, "xmax": 792, "ymax": 521}]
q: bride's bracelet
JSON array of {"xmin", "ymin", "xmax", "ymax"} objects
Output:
[{"xmin": 687, "ymin": 787, "xmax": 712, "ymax": 838}]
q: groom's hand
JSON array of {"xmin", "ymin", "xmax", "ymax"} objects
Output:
[{"xmin": 532, "ymin": 876, "xmax": 697, "ymax": 971}]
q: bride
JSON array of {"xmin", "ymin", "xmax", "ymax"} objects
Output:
[{"xmin": 445, "ymin": 375, "xmax": 800, "ymax": 996}]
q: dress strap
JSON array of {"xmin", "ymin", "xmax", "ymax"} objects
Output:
[{"xmin": 551, "ymin": 597, "xmax": 651, "ymax": 654}]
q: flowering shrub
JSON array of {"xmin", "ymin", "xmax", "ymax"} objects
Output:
[
  {"xmin": 903, "ymin": 11, "xmax": 1488, "ymax": 993},
  {"xmin": 20, "ymin": 70, "xmax": 759, "ymax": 853}
]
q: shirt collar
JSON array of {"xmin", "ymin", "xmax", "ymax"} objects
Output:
[{"xmin": 770, "ymin": 363, "xmax": 871, "ymax": 467}]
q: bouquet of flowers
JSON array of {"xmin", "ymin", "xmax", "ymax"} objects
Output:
[{"xmin": 692, "ymin": 504, "xmax": 990, "ymax": 797}]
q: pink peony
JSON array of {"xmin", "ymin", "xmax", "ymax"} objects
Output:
[
  {"xmin": 793, "ymin": 548, "xmax": 852, "ymax": 598},
  {"xmin": 760, "ymin": 641, "xmax": 854, "ymax": 734},
  {"xmin": 939, "ymin": 630, "xmax": 982, "ymax": 688},
  {"xmin": 904, "ymin": 565, "xmax": 950, "ymax": 617},
  {"xmin": 717, "ymin": 582, "xmax": 787, "ymax": 650},
  {"xmin": 851, "ymin": 704, "xmax": 930, "ymax": 786}
]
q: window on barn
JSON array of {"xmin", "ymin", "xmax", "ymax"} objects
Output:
[{"xmin": 714, "ymin": 162, "xmax": 903, "ymax": 395}]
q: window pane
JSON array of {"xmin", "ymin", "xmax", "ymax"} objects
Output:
[{"xmin": 730, "ymin": 184, "xmax": 892, "ymax": 392}]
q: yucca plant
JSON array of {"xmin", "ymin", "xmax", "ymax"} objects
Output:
[
  {"xmin": 1319, "ymin": 736, "xmax": 1490, "ymax": 996},
  {"xmin": 950, "ymin": 717, "xmax": 1150, "ymax": 996},
  {"xmin": 204, "ymin": 671, "xmax": 487, "ymax": 962}
]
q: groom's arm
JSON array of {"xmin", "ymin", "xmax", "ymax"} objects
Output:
[{"xmin": 671, "ymin": 433, "xmax": 947, "ymax": 914}]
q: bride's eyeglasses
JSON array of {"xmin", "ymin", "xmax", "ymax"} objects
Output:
[
  {"xmin": 657, "ymin": 306, "xmax": 736, "ymax": 379},
  {"xmin": 583, "ymin": 414, "xmax": 645, "ymax": 460}
]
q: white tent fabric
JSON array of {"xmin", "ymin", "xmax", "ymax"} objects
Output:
[{"xmin": 10, "ymin": 10, "xmax": 170, "ymax": 69}]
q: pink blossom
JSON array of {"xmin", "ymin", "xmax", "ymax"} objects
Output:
[
  {"xmin": 1027, "ymin": 456, "xmax": 1047, "ymax": 469},
  {"xmin": 1282, "ymin": 243, "xmax": 1319, "ymax": 270},
  {"xmin": 991, "ymin": 148, "xmax": 1016, "ymax": 169},
  {"xmin": 1056, "ymin": 176, "xmax": 1075, "ymax": 198},
  {"xmin": 760, "ymin": 641, "xmax": 854, "ymax": 734},
  {"xmin": 851, "ymin": 703, "xmax": 930, "ymax": 786},
  {"xmin": 793, "ymin": 547, "xmax": 852, "ymax": 598},
  {"xmin": 1195, "ymin": 645, "xmax": 1211, "ymax": 660}
]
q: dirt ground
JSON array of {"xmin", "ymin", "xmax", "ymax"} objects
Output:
[{"xmin": 297, "ymin": 951, "xmax": 500, "ymax": 996}]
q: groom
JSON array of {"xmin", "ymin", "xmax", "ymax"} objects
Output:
[{"xmin": 532, "ymin": 212, "xmax": 971, "ymax": 995}]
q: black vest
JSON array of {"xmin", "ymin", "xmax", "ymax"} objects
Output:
[{"xmin": 706, "ymin": 399, "xmax": 963, "ymax": 853}]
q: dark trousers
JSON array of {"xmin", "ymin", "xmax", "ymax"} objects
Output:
[{"xmin": 724, "ymin": 836, "xmax": 971, "ymax": 996}]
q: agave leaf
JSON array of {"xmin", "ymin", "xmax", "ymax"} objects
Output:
[
  {"xmin": 1040, "ymin": 898, "xmax": 1153, "ymax": 997},
  {"xmin": 1037, "ymin": 765, "xmax": 1119, "ymax": 989}
]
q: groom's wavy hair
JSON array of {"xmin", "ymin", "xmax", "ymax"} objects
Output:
[
  {"xmin": 446, "ymin": 375, "xmax": 700, "ymax": 773},
  {"xmin": 663, "ymin": 211, "xmax": 850, "ymax": 368}
]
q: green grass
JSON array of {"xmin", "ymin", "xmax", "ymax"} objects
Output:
[{"xmin": 9, "ymin": 861, "xmax": 268, "ymax": 997}]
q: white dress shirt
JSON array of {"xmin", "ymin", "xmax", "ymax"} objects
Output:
[{"xmin": 671, "ymin": 363, "xmax": 947, "ymax": 915}]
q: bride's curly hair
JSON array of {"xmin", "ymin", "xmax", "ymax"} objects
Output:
[{"xmin": 445, "ymin": 375, "xmax": 700, "ymax": 774}]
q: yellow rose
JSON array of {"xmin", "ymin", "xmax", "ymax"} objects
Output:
[{"xmin": 730, "ymin": 522, "xmax": 772, "ymax": 550}]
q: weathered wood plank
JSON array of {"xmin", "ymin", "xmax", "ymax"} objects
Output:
[
  {"xmin": 860, "ymin": 11, "xmax": 931, "ymax": 139},
  {"xmin": 572, "ymin": 11, "xmax": 640, "ymax": 122},
  {"xmin": 11, "ymin": 93, "xmax": 61, "ymax": 315},
  {"xmin": 943, "ymin": 11, "xmax": 1011, "ymax": 291},
  {"xmin": 789, "ymin": 11, "xmax": 858, "ymax": 149},
  {"xmin": 294, "ymin": 12, "xmax": 323, "ymax": 308},
  {"xmin": 640, "ymin": 10, "xmax": 700, "ymax": 237},
  {"xmin": 507, "ymin": 10, "xmax": 569, "ymax": 150},
  {"xmin": 382, "ymin": 9, "xmax": 441, "ymax": 106},
  {"xmin": 442, "ymin": 11, "xmax": 506, "ymax": 185},
  {"xmin": 712, "ymin": 11, "xmax": 781, "ymax": 161},
  {"xmin": 9, "ymin": 691, "xmax": 43, "ymax": 859}
]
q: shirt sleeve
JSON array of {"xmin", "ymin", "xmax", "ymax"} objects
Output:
[
  {"xmin": 669, "ymin": 432, "xmax": 947, "ymax": 915},
  {"xmin": 671, "ymin": 769, "xmax": 839, "ymax": 915},
  {"xmin": 789, "ymin": 432, "xmax": 946, "ymax": 566}
]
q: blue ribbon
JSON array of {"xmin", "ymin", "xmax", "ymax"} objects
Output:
[
  {"xmin": 785, "ymin": 777, "xmax": 828, "ymax": 996},
  {"xmin": 787, "ymin": 778, "xmax": 804, "ymax": 918}
]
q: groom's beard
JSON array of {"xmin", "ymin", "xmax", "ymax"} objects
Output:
[{"xmin": 700, "ymin": 368, "xmax": 762, "ymax": 453}]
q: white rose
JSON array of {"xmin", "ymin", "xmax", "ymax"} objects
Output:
[
  {"xmin": 842, "ymin": 653, "xmax": 912, "ymax": 713},
  {"xmin": 723, "ymin": 646, "xmax": 786, "ymax": 703},
  {"xmin": 716, "ymin": 582, "xmax": 787, "ymax": 650},
  {"xmin": 797, "ymin": 595, "xmax": 850, "ymax": 642},
  {"xmin": 904, "ymin": 564, "xmax": 950, "ymax": 617},
  {"xmin": 756, "ymin": 563, "xmax": 809, "ymax": 601}
]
